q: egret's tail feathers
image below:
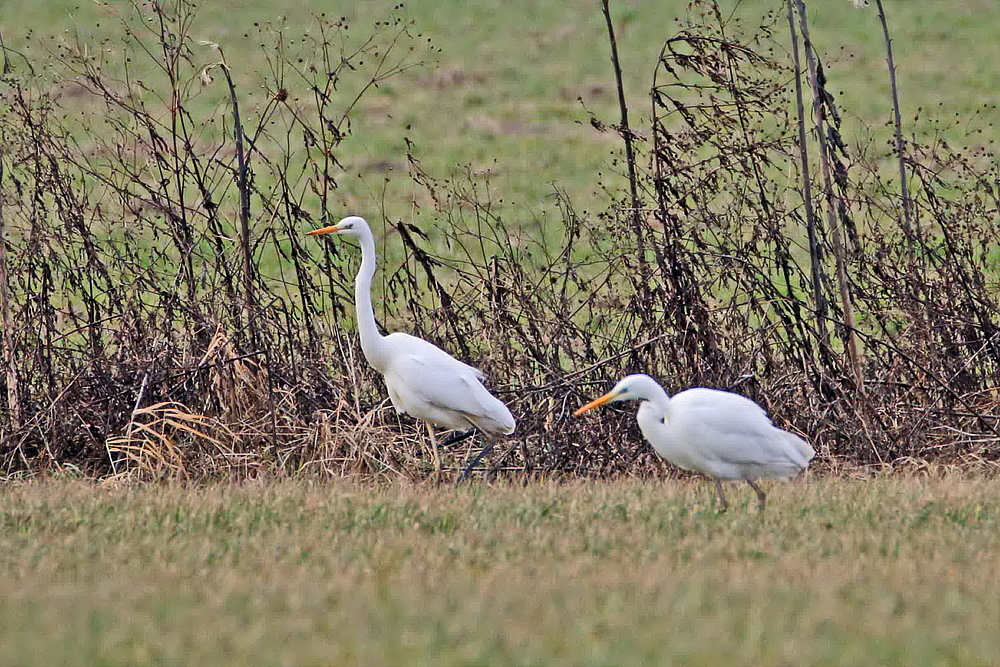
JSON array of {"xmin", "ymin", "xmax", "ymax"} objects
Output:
[{"xmin": 463, "ymin": 403, "xmax": 516, "ymax": 437}]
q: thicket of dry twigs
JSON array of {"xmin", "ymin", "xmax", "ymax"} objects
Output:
[{"xmin": 2, "ymin": 0, "xmax": 999, "ymax": 482}]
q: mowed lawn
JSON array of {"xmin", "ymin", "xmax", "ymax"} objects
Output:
[{"xmin": 1, "ymin": 475, "xmax": 998, "ymax": 666}]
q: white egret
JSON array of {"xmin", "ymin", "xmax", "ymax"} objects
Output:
[
  {"xmin": 307, "ymin": 216, "xmax": 515, "ymax": 481},
  {"xmin": 574, "ymin": 374, "xmax": 813, "ymax": 510}
]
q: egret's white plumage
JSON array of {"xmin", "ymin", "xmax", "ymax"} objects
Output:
[
  {"xmin": 378, "ymin": 332, "xmax": 515, "ymax": 435},
  {"xmin": 308, "ymin": 216, "xmax": 515, "ymax": 479},
  {"xmin": 574, "ymin": 374, "xmax": 813, "ymax": 510}
]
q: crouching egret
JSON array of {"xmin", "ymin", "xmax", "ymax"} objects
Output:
[
  {"xmin": 307, "ymin": 216, "xmax": 515, "ymax": 482},
  {"xmin": 574, "ymin": 374, "xmax": 813, "ymax": 510}
]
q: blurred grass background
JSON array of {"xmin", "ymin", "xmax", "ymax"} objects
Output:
[{"xmin": 6, "ymin": 0, "xmax": 998, "ymax": 222}]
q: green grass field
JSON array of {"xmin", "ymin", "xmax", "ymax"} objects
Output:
[
  {"xmin": 1, "ymin": 476, "xmax": 999, "ymax": 666},
  {"xmin": 6, "ymin": 0, "xmax": 999, "ymax": 221}
]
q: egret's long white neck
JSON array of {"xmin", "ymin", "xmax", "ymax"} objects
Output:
[
  {"xmin": 635, "ymin": 384, "xmax": 673, "ymax": 460},
  {"xmin": 354, "ymin": 229, "xmax": 389, "ymax": 370},
  {"xmin": 634, "ymin": 381, "xmax": 671, "ymax": 428},
  {"xmin": 640, "ymin": 381, "xmax": 671, "ymax": 413}
]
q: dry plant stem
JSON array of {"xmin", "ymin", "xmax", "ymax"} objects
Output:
[
  {"xmin": 157, "ymin": 8, "xmax": 199, "ymax": 317},
  {"xmin": 794, "ymin": 0, "xmax": 864, "ymax": 390},
  {"xmin": 0, "ymin": 137, "xmax": 18, "ymax": 429},
  {"xmin": 785, "ymin": 0, "xmax": 830, "ymax": 350},
  {"xmin": 601, "ymin": 0, "xmax": 646, "ymax": 281},
  {"xmin": 0, "ymin": 30, "xmax": 9, "ymax": 74},
  {"xmin": 262, "ymin": 349, "xmax": 279, "ymax": 452},
  {"xmin": 116, "ymin": 371, "xmax": 151, "ymax": 475},
  {"xmin": 219, "ymin": 60, "xmax": 256, "ymax": 332},
  {"xmin": 874, "ymin": 0, "xmax": 915, "ymax": 244}
]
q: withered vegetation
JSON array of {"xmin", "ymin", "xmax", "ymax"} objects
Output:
[{"xmin": 2, "ymin": 1, "xmax": 999, "ymax": 482}]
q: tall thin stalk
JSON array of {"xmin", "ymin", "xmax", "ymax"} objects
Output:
[
  {"xmin": 795, "ymin": 0, "xmax": 864, "ymax": 388},
  {"xmin": 220, "ymin": 61, "xmax": 256, "ymax": 330},
  {"xmin": 601, "ymin": 0, "xmax": 646, "ymax": 282},
  {"xmin": 0, "ymin": 133, "xmax": 19, "ymax": 429},
  {"xmin": 873, "ymin": 0, "xmax": 915, "ymax": 243},
  {"xmin": 785, "ymin": 0, "xmax": 830, "ymax": 350},
  {"xmin": 203, "ymin": 42, "xmax": 256, "ymax": 340}
]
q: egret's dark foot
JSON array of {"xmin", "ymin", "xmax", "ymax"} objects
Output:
[
  {"xmin": 455, "ymin": 440, "xmax": 496, "ymax": 486},
  {"xmin": 746, "ymin": 479, "xmax": 767, "ymax": 511},
  {"xmin": 714, "ymin": 479, "xmax": 729, "ymax": 513}
]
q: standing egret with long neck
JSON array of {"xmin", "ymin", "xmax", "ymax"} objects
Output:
[
  {"xmin": 574, "ymin": 374, "xmax": 813, "ymax": 510},
  {"xmin": 308, "ymin": 216, "xmax": 515, "ymax": 482}
]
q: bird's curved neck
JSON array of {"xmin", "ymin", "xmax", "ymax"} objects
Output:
[
  {"xmin": 354, "ymin": 231, "xmax": 389, "ymax": 370},
  {"xmin": 642, "ymin": 383, "xmax": 671, "ymax": 413},
  {"xmin": 636, "ymin": 388, "xmax": 675, "ymax": 459},
  {"xmin": 636, "ymin": 398, "xmax": 667, "ymax": 426}
]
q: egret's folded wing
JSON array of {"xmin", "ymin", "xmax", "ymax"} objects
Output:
[
  {"xmin": 673, "ymin": 388, "xmax": 807, "ymax": 470},
  {"xmin": 386, "ymin": 335, "xmax": 514, "ymax": 432}
]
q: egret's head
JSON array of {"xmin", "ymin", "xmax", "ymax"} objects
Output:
[
  {"xmin": 573, "ymin": 374, "xmax": 660, "ymax": 416},
  {"xmin": 306, "ymin": 215, "xmax": 369, "ymax": 238}
]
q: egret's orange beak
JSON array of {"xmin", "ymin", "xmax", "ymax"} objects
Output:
[
  {"xmin": 573, "ymin": 391, "xmax": 616, "ymax": 416},
  {"xmin": 306, "ymin": 224, "xmax": 341, "ymax": 236}
]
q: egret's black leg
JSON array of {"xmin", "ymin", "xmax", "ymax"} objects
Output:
[
  {"xmin": 455, "ymin": 438, "xmax": 496, "ymax": 485},
  {"xmin": 746, "ymin": 479, "xmax": 767, "ymax": 511},
  {"xmin": 714, "ymin": 479, "xmax": 729, "ymax": 513},
  {"xmin": 438, "ymin": 428, "xmax": 476, "ymax": 449}
]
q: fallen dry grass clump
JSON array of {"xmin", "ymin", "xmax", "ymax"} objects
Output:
[{"xmin": 2, "ymin": 0, "xmax": 1000, "ymax": 481}]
